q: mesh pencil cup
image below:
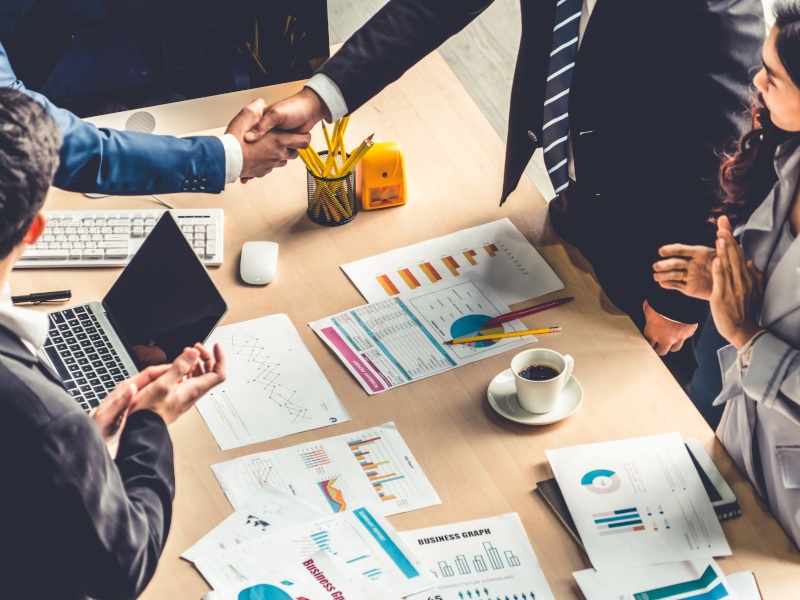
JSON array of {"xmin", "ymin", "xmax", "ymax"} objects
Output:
[{"xmin": 305, "ymin": 152, "xmax": 357, "ymax": 226}]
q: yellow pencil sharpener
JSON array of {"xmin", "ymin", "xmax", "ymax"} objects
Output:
[{"xmin": 357, "ymin": 141, "xmax": 407, "ymax": 210}]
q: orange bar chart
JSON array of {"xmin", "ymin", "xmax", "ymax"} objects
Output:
[
  {"xmin": 398, "ymin": 268, "xmax": 421, "ymax": 290},
  {"xmin": 375, "ymin": 274, "xmax": 400, "ymax": 296},
  {"xmin": 441, "ymin": 255, "xmax": 460, "ymax": 276},
  {"xmin": 463, "ymin": 249, "xmax": 478, "ymax": 265},
  {"xmin": 419, "ymin": 262, "xmax": 442, "ymax": 283},
  {"xmin": 484, "ymin": 243, "xmax": 499, "ymax": 256}
]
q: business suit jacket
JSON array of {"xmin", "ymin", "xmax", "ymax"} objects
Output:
[
  {"xmin": 714, "ymin": 139, "xmax": 800, "ymax": 549},
  {"xmin": 317, "ymin": 0, "xmax": 763, "ymax": 324},
  {"xmin": 0, "ymin": 43, "xmax": 226, "ymax": 195},
  {"xmin": 0, "ymin": 325, "xmax": 175, "ymax": 599}
]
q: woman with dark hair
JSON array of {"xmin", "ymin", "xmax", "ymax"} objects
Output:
[{"xmin": 653, "ymin": 0, "xmax": 800, "ymax": 547}]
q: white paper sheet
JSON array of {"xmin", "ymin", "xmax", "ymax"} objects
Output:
[
  {"xmin": 211, "ymin": 422, "xmax": 441, "ymax": 517},
  {"xmin": 201, "ymin": 550, "xmax": 387, "ymax": 600},
  {"xmin": 182, "ymin": 486, "xmax": 326, "ymax": 563},
  {"xmin": 727, "ymin": 572, "xmax": 762, "ymax": 600},
  {"xmin": 400, "ymin": 513, "xmax": 555, "ymax": 600},
  {"xmin": 546, "ymin": 432, "xmax": 731, "ymax": 570},
  {"xmin": 341, "ymin": 218, "xmax": 564, "ymax": 305},
  {"xmin": 573, "ymin": 559, "xmax": 734, "ymax": 599},
  {"xmin": 196, "ymin": 314, "xmax": 349, "ymax": 450},
  {"xmin": 310, "ymin": 277, "xmax": 535, "ymax": 395},
  {"xmin": 196, "ymin": 507, "xmax": 436, "ymax": 599}
]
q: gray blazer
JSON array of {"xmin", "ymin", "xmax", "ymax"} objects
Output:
[{"xmin": 715, "ymin": 138, "xmax": 800, "ymax": 548}]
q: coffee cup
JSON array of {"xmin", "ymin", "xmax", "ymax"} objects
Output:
[{"xmin": 510, "ymin": 348, "xmax": 574, "ymax": 414}]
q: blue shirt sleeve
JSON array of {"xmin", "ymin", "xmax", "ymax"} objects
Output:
[{"xmin": 0, "ymin": 43, "xmax": 226, "ymax": 195}]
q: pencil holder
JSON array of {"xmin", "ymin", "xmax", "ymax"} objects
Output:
[{"xmin": 305, "ymin": 152, "xmax": 357, "ymax": 227}]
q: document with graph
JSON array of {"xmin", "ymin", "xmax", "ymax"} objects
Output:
[
  {"xmin": 341, "ymin": 218, "xmax": 564, "ymax": 305},
  {"xmin": 196, "ymin": 507, "xmax": 435, "ymax": 599},
  {"xmin": 211, "ymin": 422, "xmax": 440, "ymax": 517},
  {"xmin": 546, "ymin": 433, "xmax": 731, "ymax": 570},
  {"xmin": 196, "ymin": 314, "xmax": 350, "ymax": 450},
  {"xmin": 400, "ymin": 513, "xmax": 555, "ymax": 600},
  {"xmin": 310, "ymin": 276, "xmax": 535, "ymax": 395}
]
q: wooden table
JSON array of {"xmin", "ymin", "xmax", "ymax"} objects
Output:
[{"xmin": 13, "ymin": 50, "xmax": 800, "ymax": 599}]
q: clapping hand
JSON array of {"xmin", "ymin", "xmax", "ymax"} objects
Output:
[{"xmin": 710, "ymin": 216, "xmax": 764, "ymax": 349}]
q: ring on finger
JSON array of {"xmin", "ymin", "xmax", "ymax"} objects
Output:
[{"xmin": 681, "ymin": 269, "xmax": 688, "ymax": 283}]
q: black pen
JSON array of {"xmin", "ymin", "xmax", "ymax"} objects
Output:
[{"xmin": 11, "ymin": 290, "xmax": 72, "ymax": 305}]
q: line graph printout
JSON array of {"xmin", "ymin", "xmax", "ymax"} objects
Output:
[
  {"xmin": 310, "ymin": 278, "xmax": 535, "ymax": 395},
  {"xmin": 547, "ymin": 433, "xmax": 731, "ymax": 570},
  {"xmin": 341, "ymin": 218, "xmax": 564, "ymax": 305},
  {"xmin": 212, "ymin": 422, "xmax": 441, "ymax": 517},
  {"xmin": 196, "ymin": 314, "xmax": 349, "ymax": 450},
  {"xmin": 401, "ymin": 513, "xmax": 555, "ymax": 600}
]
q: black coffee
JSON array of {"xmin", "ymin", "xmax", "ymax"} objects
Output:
[{"xmin": 518, "ymin": 364, "xmax": 560, "ymax": 381}]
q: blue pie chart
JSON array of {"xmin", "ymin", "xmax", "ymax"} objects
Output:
[
  {"xmin": 237, "ymin": 584, "xmax": 293, "ymax": 600},
  {"xmin": 450, "ymin": 314, "xmax": 504, "ymax": 348},
  {"xmin": 581, "ymin": 469, "xmax": 622, "ymax": 494}
]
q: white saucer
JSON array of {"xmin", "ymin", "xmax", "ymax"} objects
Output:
[{"xmin": 487, "ymin": 368, "xmax": 583, "ymax": 426}]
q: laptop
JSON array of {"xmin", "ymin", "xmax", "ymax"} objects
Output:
[{"xmin": 41, "ymin": 213, "xmax": 228, "ymax": 412}]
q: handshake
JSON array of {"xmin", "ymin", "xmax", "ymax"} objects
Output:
[{"xmin": 224, "ymin": 88, "xmax": 331, "ymax": 182}]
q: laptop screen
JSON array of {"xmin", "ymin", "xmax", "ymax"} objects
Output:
[{"xmin": 103, "ymin": 213, "xmax": 228, "ymax": 369}]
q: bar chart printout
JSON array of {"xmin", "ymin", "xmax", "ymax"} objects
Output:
[
  {"xmin": 342, "ymin": 218, "xmax": 564, "ymax": 305},
  {"xmin": 400, "ymin": 513, "xmax": 555, "ymax": 600},
  {"xmin": 212, "ymin": 422, "xmax": 441, "ymax": 517},
  {"xmin": 573, "ymin": 559, "xmax": 735, "ymax": 600}
]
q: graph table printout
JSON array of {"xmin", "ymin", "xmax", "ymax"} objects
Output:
[
  {"xmin": 341, "ymin": 217, "xmax": 564, "ymax": 305},
  {"xmin": 546, "ymin": 433, "xmax": 731, "ymax": 570},
  {"xmin": 310, "ymin": 278, "xmax": 535, "ymax": 395},
  {"xmin": 196, "ymin": 314, "xmax": 350, "ymax": 450},
  {"xmin": 400, "ymin": 513, "xmax": 555, "ymax": 600},
  {"xmin": 211, "ymin": 422, "xmax": 441, "ymax": 517}
]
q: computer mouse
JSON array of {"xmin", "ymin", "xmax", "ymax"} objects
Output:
[{"xmin": 240, "ymin": 241, "xmax": 279, "ymax": 285}]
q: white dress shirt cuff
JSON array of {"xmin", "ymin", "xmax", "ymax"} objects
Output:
[
  {"xmin": 305, "ymin": 74, "xmax": 349, "ymax": 123},
  {"xmin": 219, "ymin": 133, "xmax": 243, "ymax": 184}
]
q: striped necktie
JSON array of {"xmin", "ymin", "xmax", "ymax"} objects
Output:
[{"xmin": 542, "ymin": 0, "xmax": 582, "ymax": 195}]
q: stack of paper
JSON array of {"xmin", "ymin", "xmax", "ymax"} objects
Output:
[{"xmin": 546, "ymin": 433, "xmax": 746, "ymax": 599}]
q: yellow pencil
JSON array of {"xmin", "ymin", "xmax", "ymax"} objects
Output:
[
  {"xmin": 444, "ymin": 327, "xmax": 562, "ymax": 345},
  {"xmin": 339, "ymin": 134, "xmax": 375, "ymax": 174}
]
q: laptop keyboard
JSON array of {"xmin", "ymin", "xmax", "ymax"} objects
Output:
[{"xmin": 43, "ymin": 306, "xmax": 131, "ymax": 412}]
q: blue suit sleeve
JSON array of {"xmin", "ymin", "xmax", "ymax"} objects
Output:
[{"xmin": 0, "ymin": 43, "xmax": 226, "ymax": 195}]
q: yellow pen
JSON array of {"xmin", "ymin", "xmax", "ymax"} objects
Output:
[{"xmin": 444, "ymin": 327, "xmax": 562, "ymax": 345}]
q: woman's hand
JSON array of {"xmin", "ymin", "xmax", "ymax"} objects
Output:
[{"xmin": 710, "ymin": 224, "xmax": 764, "ymax": 349}]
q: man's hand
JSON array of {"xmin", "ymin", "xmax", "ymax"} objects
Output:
[
  {"xmin": 90, "ymin": 382, "xmax": 137, "ymax": 459},
  {"xmin": 225, "ymin": 98, "xmax": 311, "ymax": 180},
  {"xmin": 131, "ymin": 343, "xmax": 226, "ymax": 426},
  {"xmin": 245, "ymin": 87, "xmax": 330, "ymax": 143},
  {"xmin": 642, "ymin": 300, "xmax": 698, "ymax": 356},
  {"xmin": 710, "ymin": 226, "xmax": 764, "ymax": 349},
  {"xmin": 653, "ymin": 243, "xmax": 715, "ymax": 300}
]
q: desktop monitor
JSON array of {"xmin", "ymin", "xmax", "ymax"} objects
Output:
[{"xmin": 0, "ymin": 0, "xmax": 329, "ymax": 134}]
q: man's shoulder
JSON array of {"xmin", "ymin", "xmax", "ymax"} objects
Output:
[{"xmin": 0, "ymin": 345, "xmax": 80, "ymax": 432}]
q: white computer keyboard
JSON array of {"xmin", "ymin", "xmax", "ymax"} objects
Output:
[{"xmin": 16, "ymin": 208, "xmax": 224, "ymax": 268}]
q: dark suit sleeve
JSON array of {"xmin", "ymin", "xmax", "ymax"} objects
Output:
[
  {"xmin": 0, "ymin": 43, "xmax": 226, "ymax": 195},
  {"xmin": 318, "ymin": 0, "xmax": 495, "ymax": 113},
  {"xmin": 644, "ymin": 0, "xmax": 763, "ymax": 323},
  {"xmin": 24, "ymin": 410, "xmax": 174, "ymax": 600}
]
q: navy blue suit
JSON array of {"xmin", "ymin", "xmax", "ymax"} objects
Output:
[{"xmin": 0, "ymin": 43, "xmax": 226, "ymax": 195}]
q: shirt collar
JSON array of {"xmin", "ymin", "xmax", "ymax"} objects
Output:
[{"xmin": 0, "ymin": 282, "xmax": 50, "ymax": 353}]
